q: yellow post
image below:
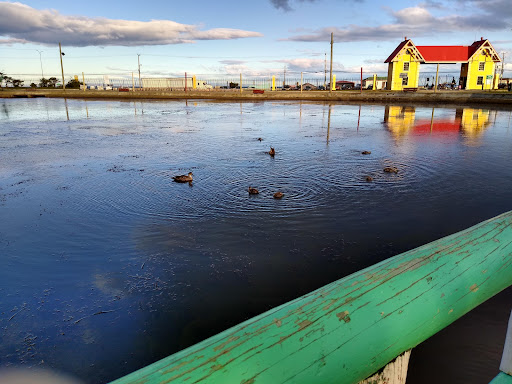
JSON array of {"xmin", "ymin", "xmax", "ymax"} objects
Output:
[
  {"xmin": 373, "ymin": 73, "xmax": 377, "ymax": 91},
  {"xmin": 240, "ymin": 73, "xmax": 242, "ymax": 94},
  {"xmin": 332, "ymin": 74, "xmax": 336, "ymax": 91},
  {"xmin": 300, "ymin": 72, "xmax": 303, "ymax": 93},
  {"xmin": 192, "ymin": 75, "xmax": 197, "ymax": 90},
  {"xmin": 82, "ymin": 72, "xmax": 85, "ymax": 91},
  {"xmin": 272, "ymin": 75, "xmax": 275, "ymax": 91},
  {"xmin": 434, "ymin": 63, "xmax": 439, "ymax": 93}
]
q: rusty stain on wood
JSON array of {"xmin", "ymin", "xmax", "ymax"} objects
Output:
[
  {"xmin": 213, "ymin": 336, "xmax": 240, "ymax": 352},
  {"xmin": 470, "ymin": 283, "xmax": 479, "ymax": 292},
  {"xmin": 336, "ymin": 311, "xmax": 351, "ymax": 323},
  {"xmin": 273, "ymin": 319, "xmax": 282, "ymax": 328},
  {"xmin": 298, "ymin": 320, "xmax": 312, "ymax": 330}
]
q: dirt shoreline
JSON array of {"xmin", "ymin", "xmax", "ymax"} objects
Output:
[{"xmin": 2, "ymin": 88, "xmax": 512, "ymax": 107}]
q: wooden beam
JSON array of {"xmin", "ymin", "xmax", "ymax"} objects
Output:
[{"xmin": 359, "ymin": 350, "xmax": 411, "ymax": 384}]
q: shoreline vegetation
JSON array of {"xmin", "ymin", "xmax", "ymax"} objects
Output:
[{"xmin": 2, "ymin": 88, "xmax": 512, "ymax": 106}]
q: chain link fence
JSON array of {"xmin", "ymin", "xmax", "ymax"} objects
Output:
[{"xmin": 1, "ymin": 72, "xmax": 469, "ymax": 91}]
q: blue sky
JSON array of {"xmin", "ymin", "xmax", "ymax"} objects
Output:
[{"xmin": 0, "ymin": 0, "xmax": 511, "ymax": 81}]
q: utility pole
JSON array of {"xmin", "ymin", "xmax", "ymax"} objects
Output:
[
  {"xmin": 137, "ymin": 54, "xmax": 142, "ymax": 90},
  {"xmin": 502, "ymin": 52, "xmax": 506, "ymax": 77},
  {"xmin": 59, "ymin": 42, "xmax": 65, "ymax": 90},
  {"xmin": 283, "ymin": 65, "xmax": 286, "ymax": 88},
  {"xmin": 329, "ymin": 32, "xmax": 333, "ymax": 95},
  {"xmin": 36, "ymin": 50, "xmax": 44, "ymax": 80},
  {"xmin": 324, "ymin": 53, "xmax": 327, "ymax": 89}
]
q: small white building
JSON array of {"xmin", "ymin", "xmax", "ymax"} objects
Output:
[{"xmin": 362, "ymin": 77, "xmax": 387, "ymax": 90}]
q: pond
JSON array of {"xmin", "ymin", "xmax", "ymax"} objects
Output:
[{"xmin": 1, "ymin": 98, "xmax": 512, "ymax": 383}]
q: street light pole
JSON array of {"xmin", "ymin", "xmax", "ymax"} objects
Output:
[
  {"xmin": 36, "ymin": 50, "xmax": 44, "ymax": 80},
  {"xmin": 329, "ymin": 32, "xmax": 333, "ymax": 95},
  {"xmin": 59, "ymin": 42, "xmax": 65, "ymax": 90},
  {"xmin": 137, "ymin": 54, "xmax": 142, "ymax": 90}
]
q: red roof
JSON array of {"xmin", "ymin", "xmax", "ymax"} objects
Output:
[
  {"xmin": 385, "ymin": 39, "xmax": 492, "ymax": 64},
  {"xmin": 416, "ymin": 46, "xmax": 473, "ymax": 63},
  {"xmin": 384, "ymin": 40, "xmax": 409, "ymax": 63}
]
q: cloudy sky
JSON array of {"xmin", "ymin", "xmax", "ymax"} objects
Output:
[{"xmin": 0, "ymin": 0, "xmax": 511, "ymax": 81}]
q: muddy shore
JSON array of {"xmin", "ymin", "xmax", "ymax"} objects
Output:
[{"xmin": 2, "ymin": 88, "xmax": 512, "ymax": 107}]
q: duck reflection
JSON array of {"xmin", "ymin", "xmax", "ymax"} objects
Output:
[{"xmin": 384, "ymin": 106, "xmax": 491, "ymax": 142}]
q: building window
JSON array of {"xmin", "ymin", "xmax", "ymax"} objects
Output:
[
  {"xmin": 477, "ymin": 76, "xmax": 483, "ymax": 85},
  {"xmin": 403, "ymin": 62, "xmax": 410, "ymax": 71},
  {"xmin": 402, "ymin": 77, "xmax": 408, "ymax": 86},
  {"xmin": 479, "ymin": 62, "xmax": 485, "ymax": 71}
]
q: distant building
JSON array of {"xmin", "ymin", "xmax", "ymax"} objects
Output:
[
  {"xmin": 362, "ymin": 77, "xmax": 387, "ymax": 89},
  {"xmin": 385, "ymin": 38, "xmax": 501, "ymax": 91},
  {"xmin": 301, "ymin": 82, "xmax": 317, "ymax": 90}
]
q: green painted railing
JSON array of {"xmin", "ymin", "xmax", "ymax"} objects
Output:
[{"xmin": 112, "ymin": 211, "xmax": 512, "ymax": 384}]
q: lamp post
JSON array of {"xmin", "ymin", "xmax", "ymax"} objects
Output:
[
  {"xmin": 137, "ymin": 54, "xmax": 142, "ymax": 89},
  {"xmin": 36, "ymin": 50, "xmax": 44, "ymax": 81},
  {"xmin": 59, "ymin": 42, "xmax": 65, "ymax": 90}
]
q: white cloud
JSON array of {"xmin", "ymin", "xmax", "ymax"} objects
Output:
[
  {"xmin": 284, "ymin": 3, "xmax": 511, "ymax": 42},
  {"xmin": 0, "ymin": 2, "xmax": 263, "ymax": 47}
]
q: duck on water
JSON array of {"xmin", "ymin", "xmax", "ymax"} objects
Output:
[{"xmin": 172, "ymin": 172, "xmax": 193, "ymax": 182}]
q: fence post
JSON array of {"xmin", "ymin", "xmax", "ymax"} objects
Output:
[
  {"xmin": 82, "ymin": 72, "xmax": 86, "ymax": 91},
  {"xmin": 332, "ymin": 74, "xmax": 336, "ymax": 91},
  {"xmin": 185, "ymin": 72, "xmax": 187, "ymax": 92},
  {"xmin": 132, "ymin": 72, "xmax": 135, "ymax": 92},
  {"xmin": 193, "ymin": 75, "xmax": 197, "ymax": 90},
  {"xmin": 373, "ymin": 73, "xmax": 377, "ymax": 91},
  {"xmin": 301, "ymin": 72, "xmax": 303, "ymax": 93},
  {"xmin": 272, "ymin": 75, "xmax": 275, "ymax": 91},
  {"xmin": 240, "ymin": 73, "xmax": 242, "ymax": 94}
]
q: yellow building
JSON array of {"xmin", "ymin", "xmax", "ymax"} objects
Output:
[{"xmin": 385, "ymin": 38, "xmax": 501, "ymax": 91}]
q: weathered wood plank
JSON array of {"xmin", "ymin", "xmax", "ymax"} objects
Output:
[
  {"xmin": 111, "ymin": 211, "xmax": 512, "ymax": 384},
  {"xmin": 358, "ymin": 350, "xmax": 411, "ymax": 384}
]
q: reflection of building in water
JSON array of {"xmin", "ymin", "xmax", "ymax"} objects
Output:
[
  {"xmin": 460, "ymin": 109, "xmax": 491, "ymax": 138},
  {"xmin": 384, "ymin": 106, "xmax": 491, "ymax": 140},
  {"xmin": 384, "ymin": 106, "xmax": 416, "ymax": 137}
]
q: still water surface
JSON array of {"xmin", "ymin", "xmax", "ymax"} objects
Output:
[{"xmin": 1, "ymin": 99, "xmax": 512, "ymax": 383}]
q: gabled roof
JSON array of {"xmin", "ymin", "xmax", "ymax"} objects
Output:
[
  {"xmin": 385, "ymin": 39, "xmax": 424, "ymax": 63},
  {"xmin": 385, "ymin": 39, "xmax": 501, "ymax": 64}
]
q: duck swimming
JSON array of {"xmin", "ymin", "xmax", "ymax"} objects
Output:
[
  {"xmin": 383, "ymin": 167, "xmax": 399, "ymax": 173},
  {"xmin": 365, "ymin": 176, "xmax": 373, "ymax": 182},
  {"xmin": 172, "ymin": 172, "xmax": 193, "ymax": 182},
  {"xmin": 268, "ymin": 147, "xmax": 276, "ymax": 156},
  {"xmin": 248, "ymin": 186, "xmax": 259, "ymax": 195},
  {"xmin": 273, "ymin": 191, "xmax": 284, "ymax": 199},
  {"xmin": 362, "ymin": 151, "xmax": 371, "ymax": 155}
]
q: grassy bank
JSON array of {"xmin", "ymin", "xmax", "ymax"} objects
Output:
[{"xmin": 2, "ymin": 88, "xmax": 512, "ymax": 106}]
